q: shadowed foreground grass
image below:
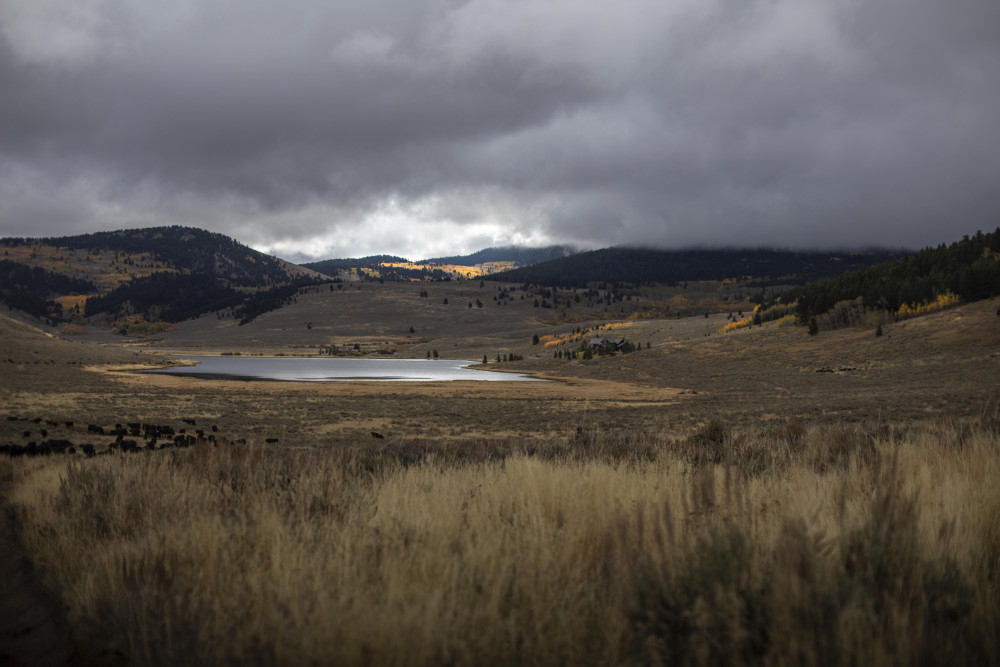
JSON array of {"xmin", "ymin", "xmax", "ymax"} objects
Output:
[{"xmin": 3, "ymin": 419, "xmax": 999, "ymax": 666}]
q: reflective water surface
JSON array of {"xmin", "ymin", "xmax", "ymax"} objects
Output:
[{"xmin": 144, "ymin": 356, "xmax": 544, "ymax": 382}]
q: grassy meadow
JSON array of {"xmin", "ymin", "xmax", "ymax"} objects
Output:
[
  {"xmin": 1, "ymin": 294, "xmax": 999, "ymax": 665},
  {"xmin": 3, "ymin": 419, "xmax": 999, "ymax": 665}
]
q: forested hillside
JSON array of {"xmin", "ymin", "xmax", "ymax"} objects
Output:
[
  {"xmin": 83, "ymin": 273, "xmax": 246, "ymax": 323},
  {"xmin": 0, "ymin": 260, "xmax": 97, "ymax": 322},
  {"xmin": 491, "ymin": 248, "xmax": 907, "ymax": 287},
  {"xmin": 784, "ymin": 228, "xmax": 1000, "ymax": 321},
  {"xmin": 1, "ymin": 226, "xmax": 324, "ymax": 329},
  {"xmin": 304, "ymin": 255, "xmax": 409, "ymax": 277},
  {"xmin": 11, "ymin": 226, "xmax": 295, "ymax": 286}
]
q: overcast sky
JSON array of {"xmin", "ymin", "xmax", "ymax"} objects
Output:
[{"xmin": 1, "ymin": 0, "xmax": 998, "ymax": 261}]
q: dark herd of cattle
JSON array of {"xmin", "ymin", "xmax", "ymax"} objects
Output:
[{"xmin": 2, "ymin": 416, "xmax": 263, "ymax": 458}]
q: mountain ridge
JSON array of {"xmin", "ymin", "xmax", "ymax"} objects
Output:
[
  {"xmin": 420, "ymin": 245, "xmax": 577, "ymax": 266},
  {"xmin": 491, "ymin": 246, "xmax": 910, "ymax": 287},
  {"xmin": 4, "ymin": 225, "xmax": 995, "ymax": 333}
]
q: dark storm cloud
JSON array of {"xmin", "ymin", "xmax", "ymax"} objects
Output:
[{"xmin": 1, "ymin": 0, "xmax": 998, "ymax": 258}]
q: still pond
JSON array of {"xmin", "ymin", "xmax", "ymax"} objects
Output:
[{"xmin": 144, "ymin": 356, "xmax": 544, "ymax": 382}]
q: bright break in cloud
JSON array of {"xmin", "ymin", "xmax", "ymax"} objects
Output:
[{"xmin": 1, "ymin": 0, "xmax": 998, "ymax": 260}]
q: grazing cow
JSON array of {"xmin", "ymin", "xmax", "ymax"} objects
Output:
[
  {"xmin": 265, "ymin": 438, "xmax": 278, "ymax": 444},
  {"xmin": 88, "ymin": 425, "xmax": 104, "ymax": 435},
  {"xmin": 22, "ymin": 431, "xmax": 31, "ymax": 438},
  {"xmin": 43, "ymin": 439, "xmax": 72, "ymax": 454},
  {"xmin": 182, "ymin": 418, "xmax": 196, "ymax": 425},
  {"xmin": 64, "ymin": 421, "xmax": 74, "ymax": 428},
  {"xmin": 8, "ymin": 445, "xmax": 25, "ymax": 458},
  {"xmin": 143, "ymin": 424, "xmax": 173, "ymax": 439},
  {"xmin": 371, "ymin": 432, "xmax": 385, "ymax": 439},
  {"xmin": 81, "ymin": 444, "xmax": 95, "ymax": 457},
  {"xmin": 211, "ymin": 425, "xmax": 218, "ymax": 432},
  {"xmin": 120, "ymin": 440, "xmax": 139, "ymax": 453}
]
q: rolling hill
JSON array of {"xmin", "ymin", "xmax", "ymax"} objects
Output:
[
  {"xmin": 303, "ymin": 255, "xmax": 409, "ymax": 276},
  {"xmin": 490, "ymin": 247, "xmax": 909, "ymax": 287},
  {"xmin": 421, "ymin": 245, "xmax": 577, "ymax": 266},
  {"xmin": 0, "ymin": 226, "xmax": 325, "ymax": 328},
  {"xmin": 6, "ymin": 225, "xmax": 996, "ymax": 339},
  {"xmin": 303, "ymin": 245, "xmax": 577, "ymax": 282}
]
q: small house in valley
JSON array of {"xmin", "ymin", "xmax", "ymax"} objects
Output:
[{"xmin": 589, "ymin": 337, "xmax": 626, "ymax": 353}]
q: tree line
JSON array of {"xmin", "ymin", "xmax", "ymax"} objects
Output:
[
  {"xmin": 781, "ymin": 228, "xmax": 1000, "ymax": 322},
  {"xmin": 83, "ymin": 273, "xmax": 246, "ymax": 323},
  {"xmin": 84, "ymin": 273, "xmax": 333, "ymax": 326},
  {"xmin": 491, "ymin": 248, "xmax": 907, "ymax": 288},
  {"xmin": 0, "ymin": 260, "xmax": 96, "ymax": 322}
]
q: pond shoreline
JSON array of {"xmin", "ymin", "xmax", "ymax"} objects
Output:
[{"xmin": 141, "ymin": 356, "xmax": 546, "ymax": 383}]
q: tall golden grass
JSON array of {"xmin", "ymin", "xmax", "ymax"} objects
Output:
[{"xmin": 3, "ymin": 419, "xmax": 999, "ymax": 666}]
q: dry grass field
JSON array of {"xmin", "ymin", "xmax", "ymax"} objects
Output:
[
  {"xmin": 1, "ymin": 292, "xmax": 999, "ymax": 665},
  {"xmin": 135, "ymin": 280, "xmax": 754, "ymax": 356},
  {"xmin": 3, "ymin": 421, "xmax": 999, "ymax": 665}
]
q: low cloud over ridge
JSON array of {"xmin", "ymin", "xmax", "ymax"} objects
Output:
[{"xmin": 1, "ymin": 0, "xmax": 998, "ymax": 260}]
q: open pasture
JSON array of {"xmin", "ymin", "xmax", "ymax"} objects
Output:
[
  {"xmin": 1, "ymin": 292, "xmax": 998, "ymax": 665},
  {"xmin": 3, "ymin": 293, "xmax": 997, "ymax": 447}
]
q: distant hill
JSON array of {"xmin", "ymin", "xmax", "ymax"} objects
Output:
[
  {"xmin": 422, "ymin": 245, "xmax": 576, "ymax": 266},
  {"xmin": 0, "ymin": 226, "xmax": 324, "ymax": 329},
  {"xmin": 304, "ymin": 255, "xmax": 410, "ymax": 277},
  {"xmin": 304, "ymin": 246, "xmax": 578, "ymax": 282},
  {"xmin": 4, "ymin": 226, "xmax": 302, "ymax": 286},
  {"xmin": 491, "ymin": 247, "xmax": 909, "ymax": 288}
]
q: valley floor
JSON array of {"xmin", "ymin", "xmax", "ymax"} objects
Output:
[
  {"xmin": 2, "ymin": 296, "xmax": 997, "ymax": 447},
  {"xmin": 1, "ymin": 295, "xmax": 998, "ymax": 665}
]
